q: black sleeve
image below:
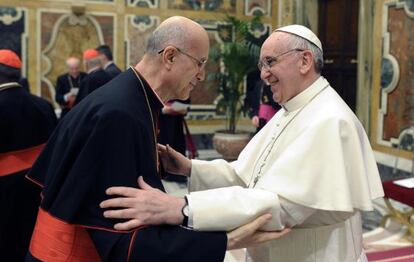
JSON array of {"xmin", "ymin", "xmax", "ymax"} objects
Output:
[
  {"xmin": 74, "ymin": 78, "xmax": 89, "ymax": 105},
  {"xmin": 55, "ymin": 76, "xmax": 67, "ymax": 105},
  {"xmin": 87, "ymin": 226, "xmax": 226, "ymax": 262}
]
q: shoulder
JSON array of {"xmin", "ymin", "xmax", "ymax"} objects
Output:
[
  {"xmin": 57, "ymin": 74, "xmax": 67, "ymax": 81},
  {"xmin": 30, "ymin": 94, "xmax": 54, "ymax": 110}
]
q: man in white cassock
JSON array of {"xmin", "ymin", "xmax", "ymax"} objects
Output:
[{"xmin": 100, "ymin": 24, "xmax": 384, "ymax": 262}]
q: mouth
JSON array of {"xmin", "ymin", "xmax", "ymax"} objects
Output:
[{"xmin": 269, "ymin": 79, "xmax": 279, "ymax": 90}]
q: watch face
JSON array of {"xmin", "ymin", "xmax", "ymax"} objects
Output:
[{"xmin": 183, "ymin": 205, "xmax": 189, "ymax": 216}]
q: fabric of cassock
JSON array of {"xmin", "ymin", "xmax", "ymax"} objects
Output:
[
  {"xmin": 104, "ymin": 62, "xmax": 122, "ymax": 79},
  {"xmin": 0, "ymin": 83, "xmax": 57, "ymax": 261},
  {"xmin": 25, "ymin": 68, "xmax": 226, "ymax": 262},
  {"xmin": 74, "ymin": 68, "xmax": 111, "ymax": 104},
  {"xmin": 186, "ymin": 77, "xmax": 384, "ymax": 261},
  {"xmin": 55, "ymin": 72, "xmax": 87, "ymax": 118},
  {"xmin": 158, "ymin": 99, "xmax": 189, "ymax": 183}
]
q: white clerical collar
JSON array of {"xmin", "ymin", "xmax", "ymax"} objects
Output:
[
  {"xmin": 282, "ymin": 76, "xmax": 329, "ymax": 112},
  {"xmin": 0, "ymin": 82, "xmax": 21, "ymax": 92}
]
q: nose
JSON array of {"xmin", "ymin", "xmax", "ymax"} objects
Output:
[
  {"xmin": 196, "ymin": 66, "xmax": 206, "ymax": 81},
  {"xmin": 260, "ymin": 68, "xmax": 271, "ymax": 82}
]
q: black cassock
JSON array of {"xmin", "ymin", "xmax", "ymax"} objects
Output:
[
  {"xmin": 158, "ymin": 99, "xmax": 190, "ymax": 183},
  {"xmin": 75, "ymin": 68, "xmax": 112, "ymax": 104},
  {"xmin": 55, "ymin": 72, "xmax": 87, "ymax": 118},
  {"xmin": 26, "ymin": 69, "xmax": 226, "ymax": 262},
  {"xmin": 105, "ymin": 62, "xmax": 122, "ymax": 79},
  {"xmin": 0, "ymin": 83, "xmax": 57, "ymax": 261}
]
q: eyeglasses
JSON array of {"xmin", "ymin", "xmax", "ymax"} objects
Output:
[
  {"xmin": 257, "ymin": 48, "xmax": 304, "ymax": 71},
  {"xmin": 158, "ymin": 47, "xmax": 207, "ymax": 69}
]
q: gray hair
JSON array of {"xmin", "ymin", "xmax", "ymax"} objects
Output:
[
  {"xmin": 146, "ymin": 23, "xmax": 188, "ymax": 55},
  {"xmin": 85, "ymin": 57, "xmax": 101, "ymax": 69},
  {"xmin": 286, "ymin": 34, "xmax": 324, "ymax": 73}
]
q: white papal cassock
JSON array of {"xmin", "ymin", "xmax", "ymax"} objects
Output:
[{"xmin": 187, "ymin": 76, "xmax": 384, "ymax": 262}]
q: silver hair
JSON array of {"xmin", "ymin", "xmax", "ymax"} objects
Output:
[
  {"xmin": 146, "ymin": 23, "xmax": 189, "ymax": 55},
  {"xmin": 286, "ymin": 34, "xmax": 324, "ymax": 73},
  {"xmin": 66, "ymin": 57, "xmax": 80, "ymax": 67}
]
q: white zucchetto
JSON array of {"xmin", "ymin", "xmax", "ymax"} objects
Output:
[{"xmin": 275, "ymin": 24, "xmax": 323, "ymax": 52}]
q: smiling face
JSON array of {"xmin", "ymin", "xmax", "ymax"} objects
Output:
[{"xmin": 259, "ymin": 32, "xmax": 306, "ymax": 104}]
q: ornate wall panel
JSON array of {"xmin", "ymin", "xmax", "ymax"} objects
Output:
[
  {"xmin": 167, "ymin": 0, "xmax": 235, "ymax": 12},
  {"xmin": 39, "ymin": 10, "xmax": 114, "ymax": 104},
  {"xmin": 0, "ymin": 0, "xmax": 279, "ymax": 131},
  {"xmin": 0, "ymin": 7, "xmax": 28, "ymax": 76},
  {"xmin": 128, "ymin": 0, "xmax": 158, "ymax": 8},
  {"xmin": 371, "ymin": 0, "xmax": 414, "ymax": 161},
  {"xmin": 245, "ymin": 0, "xmax": 271, "ymax": 16},
  {"xmin": 125, "ymin": 15, "xmax": 160, "ymax": 66}
]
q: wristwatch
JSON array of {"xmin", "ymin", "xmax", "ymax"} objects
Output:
[{"xmin": 181, "ymin": 196, "xmax": 189, "ymax": 227}]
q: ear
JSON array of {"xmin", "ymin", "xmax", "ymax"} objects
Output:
[
  {"xmin": 299, "ymin": 50, "xmax": 313, "ymax": 74},
  {"xmin": 161, "ymin": 46, "xmax": 177, "ymax": 70}
]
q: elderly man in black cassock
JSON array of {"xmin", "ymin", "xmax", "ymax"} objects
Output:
[
  {"xmin": 25, "ymin": 16, "xmax": 287, "ymax": 262},
  {"xmin": 74, "ymin": 48, "xmax": 111, "ymax": 104},
  {"xmin": 0, "ymin": 49, "xmax": 57, "ymax": 261},
  {"xmin": 55, "ymin": 57, "xmax": 86, "ymax": 119}
]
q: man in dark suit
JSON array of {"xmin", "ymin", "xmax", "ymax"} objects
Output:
[
  {"xmin": 55, "ymin": 57, "xmax": 86, "ymax": 118},
  {"xmin": 0, "ymin": 49, "xmax": 57, "ymax": 261},
  {"xmin": 96, "ymin": 44, "xmax": 122, "ymax": 79},
  {"xmin": 74, "ymin": 49, "xmax": 112, "ymax": 104}
]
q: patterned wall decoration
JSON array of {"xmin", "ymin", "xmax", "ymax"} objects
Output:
[
  {"xmin": 0, "ymin": 0, "xmax": 279, "ymax": 131},
  {"xmin": 125, "ymin": 15, "xmax": 160, "ymax": 66},
  {"xmin": 168, "ymin": 0, "xmax": 235, "ymax": 13},
  {"xmin": 128, "ymin": 0, "xmax": 159, "ymax": 8},
  {"xmin": 245, "ymin": 0, "xmax": 271, "ymax": 16},
  {"xmin": 374, "ymin": 0, "xmax": 414, "ymax": 151},
  {"xmin": 0, "ymin": 7, "xmax": 27, "ymax": 76},
  {"xmin": 45, "ymin": 0, "xmax": 114, "ymax": 2},
  {"xmin": 39, "ymin": 10, "xmax": 115, "ymax": 104}
]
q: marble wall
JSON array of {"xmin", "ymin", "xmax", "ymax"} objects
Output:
[
  {"xmin": 0, "ymin": 7, "xmax": 27, "ymax": 76},
  {"xmin": 370, "ymin": 0, "xmax": 414, "ymax": 177},
  {"xmin": 0, "ymin": 0, "xmax": 280, "ymax": 124}
]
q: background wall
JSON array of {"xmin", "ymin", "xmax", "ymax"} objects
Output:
[
  {"xmin": 369, "ymin": 0, "xmax": 414, "ymax": 178},
  {"xmin": 4, "ymin": 0, "xmax": 411, "ymax": 176},
  {"xmin": 0, "ymin": 0, "xmax": 297, "ymax": 133}
]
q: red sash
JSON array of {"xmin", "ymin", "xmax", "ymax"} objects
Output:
[
  {"xmin": 258, "ymin": 104, "xmax": 277, "ymax": 122},
  {"xmin": 0, "ymin": 144, "xmax": 45, "ymax": 176},
  {"xmin": 29, "ymin": 208, "xmax": 101, "ymax": 261},
  {"xmin": 183, "ymin": 119, "xmax": 198, "ymax": 159}
]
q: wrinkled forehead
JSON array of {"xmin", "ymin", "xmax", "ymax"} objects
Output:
[{"xmin": 260, "ymin": 32, "xmax": 292, "ymax": 57}]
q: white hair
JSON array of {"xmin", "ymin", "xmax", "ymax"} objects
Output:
[
  {"xmin": 85, "ymin": 57, "xmax": 101, "ymax": 69},
  {"xmin": 286, "ymin": 34, "xmax": 324, "ymax": 73},
  {"xmin": 146, "ymin": 23, "xmax": 189, "ymax": 55}
]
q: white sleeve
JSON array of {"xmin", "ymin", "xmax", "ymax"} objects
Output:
[
  {"xmin": 189, "ymin": 159, "xmax": 246, "ymax": 192},
  {"xmin": 187, "ymin": 187, "xmax": 315, "ymax": 231}
]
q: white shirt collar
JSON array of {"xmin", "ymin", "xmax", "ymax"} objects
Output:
[
  {"xmin": 103, "ymin": 61, "xmax": 114, "ymax": 70},
  {"xmin": 282, "ymin": 76, "xmax": 329, "ymax": 112},
  {"xmin": 87, "ymin": 66, "xmax": 101, "ymax": 74}
]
